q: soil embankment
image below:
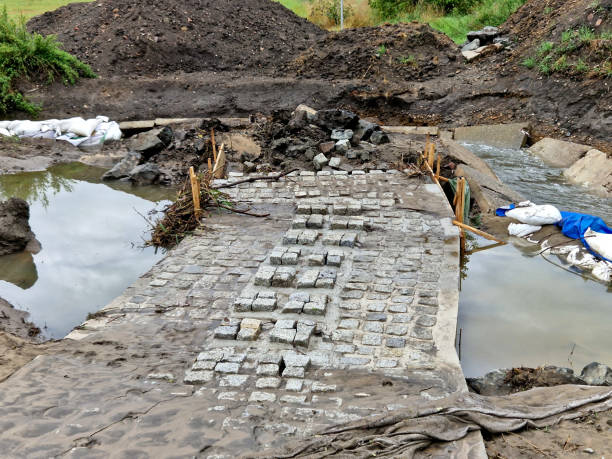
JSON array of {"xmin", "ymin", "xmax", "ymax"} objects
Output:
[
  {"xmin": 28, "ymin": 0, "xmax": 324, "ymax": 77},
  {"xmin": 22, "ymin": 0, "xmax": 611, "ymax": 151}
]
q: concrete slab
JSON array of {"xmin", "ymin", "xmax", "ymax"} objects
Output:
[
  {"xmin": 528, "ymin": 137, "xmax": 591, "ymax": 168},
  {"xmin": 118, "ymin": 120, "xmax": 155, "ymax": 130},
  {"xmin": 564, "ymin": 149, "xmax": 612, "ymax": 197},
  {"xmin": 455, "ymin": 164, "xmax": 524, "ymax": 214},
  {"xmin": 454, "ymin": 123, "xmax": 529, "ymax": 149},
  {"xmin": 462, "ymin": 50, "xmax": 480, "ymax": 62},
  {"xmin": 382, "ymin": 125, "xmax": 439, "ymax": 136},
  {"xmin": 441, "ymin": 138, "xmax": 498, "ymax": 180}
]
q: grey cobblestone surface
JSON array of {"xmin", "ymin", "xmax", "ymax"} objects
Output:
[{"xmin": 0, "ymin": 170, "xmax": 485, "ymax": 457}]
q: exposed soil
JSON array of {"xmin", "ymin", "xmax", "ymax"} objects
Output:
[
  {"xmin": 0, "ymin": 298, "xmax": 49, "ymax": 383},
  {"xmin": 288, "ymin": 22, "xmax": 463, "ymax": 84},
  {"xmin": 485, "ymin": 409, "xmax": 612, "ymax": 458},
  {"xmin": 28, "ymin": 0, "xmax": 324, "ymax": 78}
]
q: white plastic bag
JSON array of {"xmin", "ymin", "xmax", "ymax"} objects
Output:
[
  {"xmin": 506, "ymin": 204, "xmax": 562, "ymax": 225},
  {"xmin": 508, "ymin": 223, "xmax": 542, "ymax": 237},
  {"xmin": 585, "ymin": 228, "xmax": 612, "ymax": 261}
]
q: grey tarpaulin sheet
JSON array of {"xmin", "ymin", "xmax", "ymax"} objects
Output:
[{"xmin": 252, "ymin": 385, "xmax": 612, "ymax": 458}]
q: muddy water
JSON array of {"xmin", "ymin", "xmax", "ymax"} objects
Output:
[
  {"xmin": 0, "ymin": 163, "xmax": 174, "ymax": 338},
  {"xmin": 458, "ymin": 143, "xmax": 612, "ymax": 378}
]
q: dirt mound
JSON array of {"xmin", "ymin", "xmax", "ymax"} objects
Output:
[
  {"xmin": 289, "ymin": 23, "xmax": 462, "ymax": 83},
  {"xmin": 499, "ymin": 0, "xmax": 610, "ymax": 76},
  {"xmin": 28, "ymin": 0, "xmax": 325, "ymax": 77}
]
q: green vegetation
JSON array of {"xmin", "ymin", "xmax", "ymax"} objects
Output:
[
  {"xmin": 398, "ymin": 54, "xmax": 417, "ymax": 65},
  {"xmin": 376, "ymin": 44, "xmax": 388, "ymax": 56},
  {"xmin": 278, "ymin": 0, "xmax": 525, "ymax": 44},
  {"xmin": 522, "ymin": 27, "xmax": 612, "ymax": 78},
  {"xmin": 276, "ymin": 0, "xmax": 310, "ymax": 17},
  {"xmin": 0, "ymin": 8, "xmax": 95, "ymax": 115},
  {"xmin": 1, "ymin": 0, "xmax": 91, "ymax": 20},
  {"xmin": 522, "ymin": 57, "xmax": 535, "ymax": 69}
]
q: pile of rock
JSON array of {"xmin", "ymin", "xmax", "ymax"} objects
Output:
[
  {"xmin": 260, "ymin": 105, "xmax": 390, "ymax": 173},
  {"xmin": 102, "ymin": 127, "xmax": 173, "ymax": 185},
  {"xmin": 460, "ymin": 26, "xmax": 511, "ymax": 62}
]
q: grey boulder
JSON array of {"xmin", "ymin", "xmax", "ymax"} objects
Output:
[
  {"xmin": 129, "ymin": 163, "xmax": 161, "ymax": 185},
  {"xmin": 312, "ymin": 109, "xmax": 359, "ymax": 131},
  {"xmin": 581, "ymin": 362, "xmax": 612, "ymax": 386},
  {"xmin": 462, "ymin": 38, "xmax": 480, "ymax": 52},
  {"xmin": 0, "ymin": 198, "xmax": 36, "ymax": 256},
  {"xmin": 102, "ymin": 151, "xmax": 142, "ymax": 180},
  {"xmin": 467, "ymin": 26, "xmax": 500, "ymax": 45},
  {"xmin": 128, "ymin": 126, "xmax": 173, "ymax": 157},
  {"xmin": 369, "ymin": 131, "xmax": 389, "ymax": 145},
  {"xmin": 330, "ymin": 129, "xmax": 354, "ymax": 141}
]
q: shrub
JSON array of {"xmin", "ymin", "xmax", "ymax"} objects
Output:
[
  {"xmin": 369, "ymin": 0, "xmax": 477, "ymax": 19},
  {"xmin": 309, "ymin": 0, "xmax": 354, "ymax": 26},
  {"xmin": 0, "ymin": 8, "xmax": 95, "ymax": 115}
]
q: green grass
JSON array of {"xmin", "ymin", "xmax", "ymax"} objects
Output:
[
  {"xmin": 275, "ymin": 0, "xmax": 309, "ymax": 18},
  {"xmin": 0, "ymin": 8, "xmax": 95, "ymax": 115},
  {"xmin": 395, "ymin": 0, "xmax": 526, "ymax": 44},
  {"xmin": 276, "ymin": 0, "xmax": 525, "ymax": 44},
  {"xmin": 522, "ymin": 27, "xmax": 611, "ymax": 78},
  {"xmin": 1, "ymin": 0, "xmax": 91, "ymax": 20}
]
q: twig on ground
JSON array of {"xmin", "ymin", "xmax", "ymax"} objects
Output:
[{"xmin": 216, "ymin": 168, "xmax": 298, "ymax": 189}]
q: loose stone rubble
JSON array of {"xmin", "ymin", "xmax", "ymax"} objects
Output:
[{"xmin": 0, "ymin": 169, "xmax": 485, "ymax": 456}]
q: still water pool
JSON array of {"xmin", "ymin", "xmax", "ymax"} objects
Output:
[
  {"xmin": 0, "ymin": 163, "xmax": 174, "ymax": 338},
  {"xmin": 458, "ymin": 143, "xmax": 612, "ymax": 377}
]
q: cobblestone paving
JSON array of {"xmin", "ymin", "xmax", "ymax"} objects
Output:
[{"xmin": 0, "ymin": 170, "xmax": 485, "ymax": 457}]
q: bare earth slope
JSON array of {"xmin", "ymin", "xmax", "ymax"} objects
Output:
[
  {"xmin": 23, "ymin": 0, "xmax": 612, "ymax": 149},
  {"xmin": 28, "ymin": 0, "xmax": 325, "ymax": 77}
]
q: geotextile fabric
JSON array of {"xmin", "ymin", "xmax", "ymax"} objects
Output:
[{"xmin": 256, "ymin": 385, "xmax": 612, "ymax": 458}]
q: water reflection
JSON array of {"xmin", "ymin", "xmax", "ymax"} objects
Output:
[
  {"xmin": 0, "ymin": 164, "xmax": 174, "ymax": 338},
  {"xmin": 459, "ymin": 237, "xmax": 611, "ymax": 377},
  {"xmin": 0, "ymin": 251, "xmax": 37, "ymax": 289},
  {"xmin": 458, "ymin": 143, "xmax": 612, "ymax": 378}
]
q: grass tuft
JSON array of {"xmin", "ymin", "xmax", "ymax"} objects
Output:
[{"xmin": 0, "ymin": 7, "xmax": 95, "ymax": 115}]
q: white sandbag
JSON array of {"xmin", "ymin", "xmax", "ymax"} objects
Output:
[
  {"xmin": 62, "ymin": 117, "xmax": 102, "ymax": 137},
  {"xmin": 11, "ymin": 120, "xmax": 43, "ymax": 136},
  {"xmin": 0, "ymin": 115, "xmax": 121, "ymax": 146},
  {"xmin": 508, "ymin": 223, "xmax": 541, "ymax": 238},
  {"xmin": 506, "ymin": 204, "xmax": 562, "ymax": 225},
  {"xmin": 585, "ymin": 228, "xmax": 612, "ymax": 261},
  {"xmin": 592, "ymin": 261, "xmax": 612, "ymax": 282},
  {"xmin": 567, "ymin": 247, "xmax": 598, "ymax": 269},
  {"xmin": 102, "ymin": 121, "xmax": 122, "ymax": 141}
]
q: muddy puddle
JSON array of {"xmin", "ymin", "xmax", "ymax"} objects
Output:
[
  {"xmin": 0, "ymin": 163, "xmax": 174, "ymax": 339},
  {"xmin": 458, "ymin": 142, "xmax": 612, "ymax": 378}
]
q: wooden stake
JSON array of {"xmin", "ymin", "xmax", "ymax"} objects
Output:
[
  {"xmin": 212, "ymin": 143, "xmax": 226, "ymax": 179},
  {"xmin": 189, "ymin": 166, "xmax": 201, "ymax": 219},
  {"xmin": 455, "ymin": 177, "xmax": 464, "ymax": 224},
  {"xmin": 207, "ymin": 157, "xmax": 212, "ymax": 173},
  {"xmin": 428, "ymin": 143, "xmax": 435, "ymax": 169},
  {"xmin": 436, "ymin": 153, "xmax": 441, "ymax": 182},
  {"xmin": 211, "ymin": 129, "xmax": 217, "ymax": 162},
  {"xmin": 452, "ymin": 220, "xmax": 505, "ymax": 243}
]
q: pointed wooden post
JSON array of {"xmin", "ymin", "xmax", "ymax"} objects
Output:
[
  {"xmin": 189, "ymin": 166, "xmax": 201, "ymax": 219},
  {"xmin": 211, "ymin": 128, "xmax": 217, "ymax": 162}
]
